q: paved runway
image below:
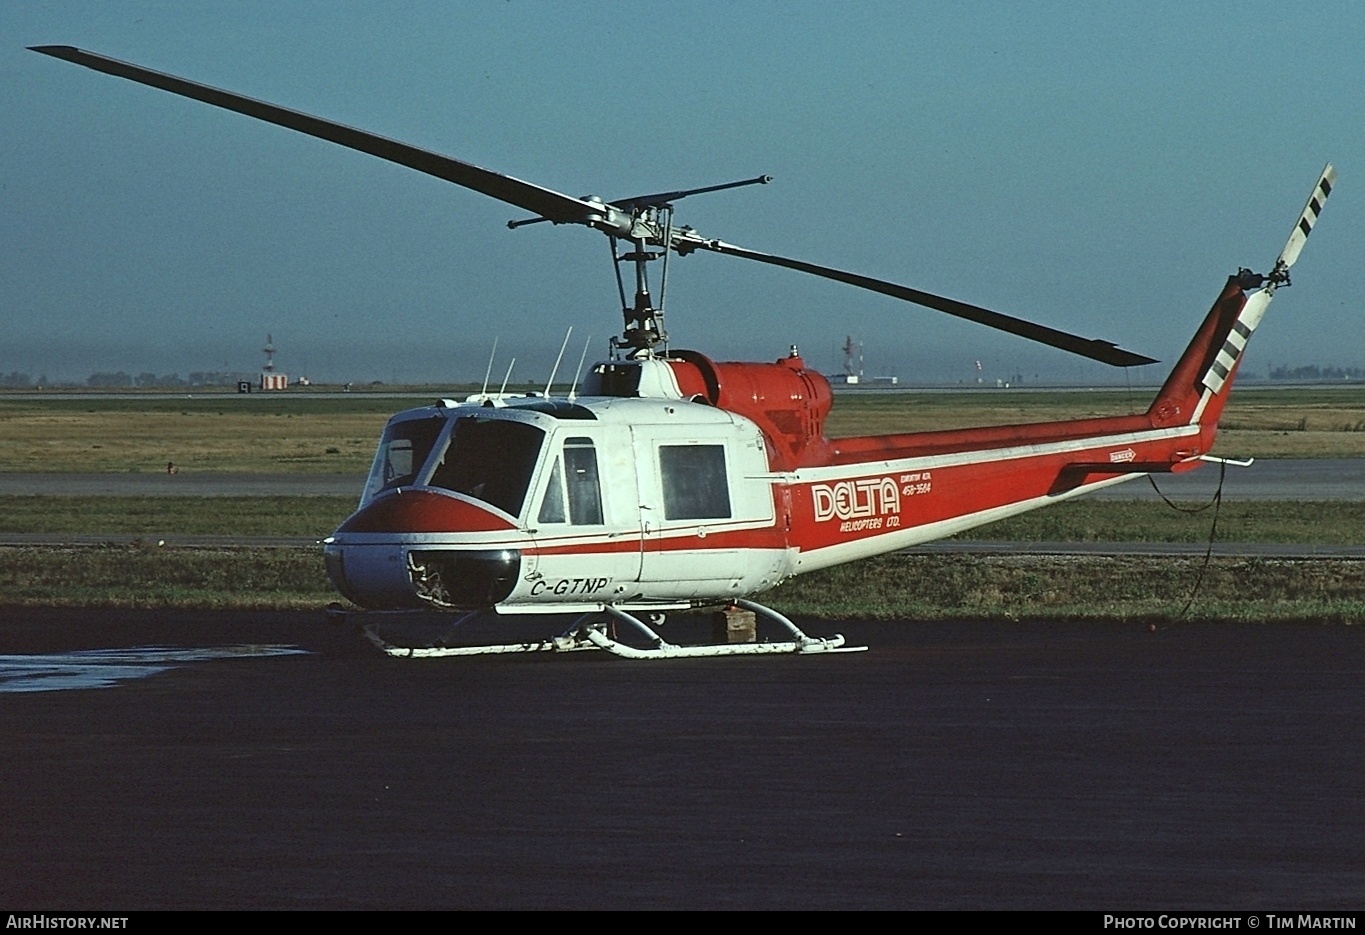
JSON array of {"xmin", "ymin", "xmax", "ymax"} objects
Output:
[
  {"xmin": 0, "ymin": 458, "xmax": 1360, "ymax": 499},
  {"xmin": 2, "ymin": 608, "xmax": 1362, "ymax": 910},
  {"xmin": 1082, "ymin": 458, "xmax": 1365, "ymax": 501}
]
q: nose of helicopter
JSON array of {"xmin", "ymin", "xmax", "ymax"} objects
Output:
[
  {"xmin": 334, "ymin": 489, "xmax": 517, "ymax": 535},
  {"xmin": 324, "ymin": 489, "xmax": 523, "ymax": 609}
]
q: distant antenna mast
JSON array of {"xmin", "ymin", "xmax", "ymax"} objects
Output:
[
  {"xmin": 840, "ymin": 335, "xmax": 864, "ymax": 383},
  {"xmin": 262, "ymin": 333, "xmax": 276, "ymax": 373}
]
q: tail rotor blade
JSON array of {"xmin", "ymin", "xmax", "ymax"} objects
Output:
[{"xmin": 1277, "ymin": 163, "xmax": 1336, "ymax": 271}]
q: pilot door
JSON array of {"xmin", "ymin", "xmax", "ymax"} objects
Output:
[{"xmin": 524, "ymin": 429, "xmax": 640, "ymax": 604}]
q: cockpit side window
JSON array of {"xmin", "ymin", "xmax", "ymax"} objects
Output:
[
  {"xmin": 536, "ymin": 437, "xmax": 604, "ymax": 526},
  {"xmin": 364, "ymin": 416, "xmax": 444, "ymax": 500},
  {"xmin": 427, "ymin": 417, "xmax": 545, "ymax": 518},
  {"xmin": 563, "ymin": 437, "xmax": 604, "ymax": 525},
  {"xmin": 537, "ymin": 458, "xmax": 566, "ymax": 524}
]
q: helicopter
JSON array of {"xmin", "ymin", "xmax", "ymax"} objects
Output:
[{"xmin": 31, "ymin": 46, "xmax": 1335, "ymax": 659}]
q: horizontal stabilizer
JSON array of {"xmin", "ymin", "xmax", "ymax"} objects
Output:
[{"xmin": 1060, "ymin": 460, "xmax": 1201, "ymax": 476}]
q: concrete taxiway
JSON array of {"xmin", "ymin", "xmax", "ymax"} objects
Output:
[{"xmin": 0, "ymin": 458, "xmax": 1361, "ymax": 499}]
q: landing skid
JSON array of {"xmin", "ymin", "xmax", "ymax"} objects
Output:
[{"xmin": 352, "ymin": 599, "xmax": 866, "ymax": 659}]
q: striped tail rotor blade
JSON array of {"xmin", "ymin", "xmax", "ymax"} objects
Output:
[
  {"xmin": 1198, "ymin": 164, "xmax": 1338, "ymax": 398},
  {"xmin": 1277, "ymin": 163, "xmax": 1336, "ymax": 270}
]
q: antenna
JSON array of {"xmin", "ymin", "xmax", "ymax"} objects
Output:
[
  {"xmin": 479, "ymin": 337, "xmax": 499, "ymax": 399},
  {"xmin": 497, "ymin": 358, "xmax": 515, "ymax": 397},
  {"xmin": 544, "ymin": 327, "xmax": 573, "ymax": 397},
  {"xmin": 567, "ymin": 336, "xmax": 592, "ymax": 401}
]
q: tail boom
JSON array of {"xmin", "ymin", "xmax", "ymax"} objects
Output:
[{"xmin": 795, "ymin": 166, "xmax": 1336, "ymax": 567}]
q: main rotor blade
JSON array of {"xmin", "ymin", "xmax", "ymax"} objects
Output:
[
  {"xmin": 29, "ymin": 45, "xmax": 601, "ymax": 227},
  {"xmin": 611, "ymin": 175, "xmax": 773, "ymax": 212},
  {"xmin": 508, "ymin": 175, "xmax": 773, "ymax": 228},
  {"xmin": 674, "ymin": 233, "xmax": 1158, "ymax": 367}
]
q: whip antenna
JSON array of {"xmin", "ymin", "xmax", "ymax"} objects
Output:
[
  {"xmin": 479, "ymin": 337, "xmax": 499, "ymax": 399},
  {"xmin": 568, "ymin": 336, "xmax": 593, "ymax": 401},
  {"xmin": 544, "ymin": 327, "xmax": 572, "ymax": 397}
]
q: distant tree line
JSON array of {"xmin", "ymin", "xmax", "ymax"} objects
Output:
[
  {"xmin": 1268, "ymin": 364, "xmax": 1365, "ymax": 381},
  {"xmin": 1, "ymin": 364, "xmax": 1354, "ymax": 389},
  {"xmin": 2, "ymin": 372, "xmax": 46, "ymax": 387},
  {"xmin": 0, "ymin": 370, "xmax": 276, "ymax": 389},
  {"xmin": 84, "ymin": 371, "xmax": 255, "ymax": 388}
]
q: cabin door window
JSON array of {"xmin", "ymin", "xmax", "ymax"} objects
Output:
[{"xmin": 658, "ymin": 444, "xmax": 731, "ymax": 520}]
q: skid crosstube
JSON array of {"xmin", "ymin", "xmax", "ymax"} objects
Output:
[{"xmin": 353, "ymin": 599, "xmax": 866, "ymax": 659}]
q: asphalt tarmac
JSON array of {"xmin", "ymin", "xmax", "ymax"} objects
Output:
[{"xmin": 2, "ymin": 608, "xmax": 1362, "ymax": 910}]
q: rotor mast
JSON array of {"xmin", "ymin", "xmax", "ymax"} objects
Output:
[
  {"xmin": 509, "ymin": 173, "xmax": 772, "ymax": 355},
  {"xmin": 611, "ymin": 205, "xmax": 671, "ymax": 355},
  {"xmin": 587, "ymin": 176, "xmax": 773, "ymax": 356}
]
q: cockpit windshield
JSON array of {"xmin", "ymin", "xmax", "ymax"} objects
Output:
[
  {"xmin": 427, "ymin": 417, "xmax": 546, "ymax": 518},
  {"xmin": 363, "ymin": 415, "xmax": 444, "ymax": 501}
]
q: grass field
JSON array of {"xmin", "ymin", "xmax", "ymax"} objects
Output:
[
  {"xmin": 767, "ymin": 552, "xmax": 1365, "ymax": 623},
  {"xmin": 0, "ymin": 395, "xmax": 396, "ymax": 474},
  {"xmin": 2, "ymin": 545, "xmax": 1361, "ymax": 623},
  {"xmin": 0, "ymin": 545, "xmax": 331, "ymax": 610},
  {"xmin": 1, "ymin": 494, "xmax": 1361, "ymax": 622},
  {"xmin": 0, "ymin": 496, "xmax": 351, "ymax": 537},
  {"xmin": 4, "ymin": 384, "xmax": 1365, "ymax": 473},
  {"xmin": 2, "ymin": 386, "xmax": 1362, "ymax": 620}
]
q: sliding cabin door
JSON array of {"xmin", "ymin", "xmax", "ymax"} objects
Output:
[{"xmin": 630, "ymin": 423, "xmax": 782, "ymax": 600}]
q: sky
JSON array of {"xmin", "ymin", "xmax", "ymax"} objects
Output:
[{"xmin": 2, "ymin": 2, "xmax": 1361, "ymax": 386}]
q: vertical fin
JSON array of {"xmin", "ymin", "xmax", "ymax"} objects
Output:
[{"xmin": 1197, "ymin": 289, "xmax": 1270, "ymax": 398}]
